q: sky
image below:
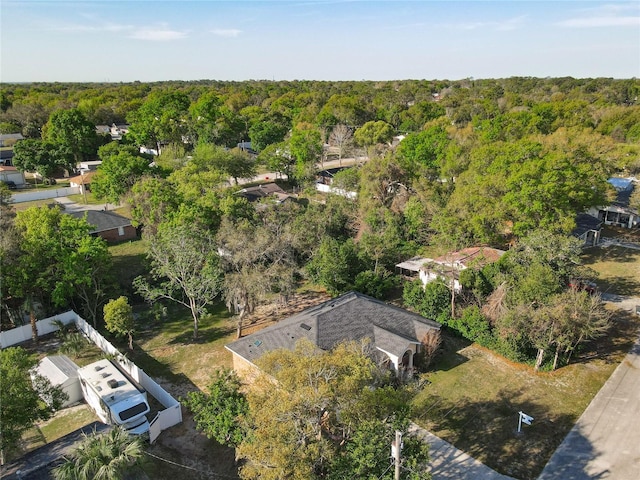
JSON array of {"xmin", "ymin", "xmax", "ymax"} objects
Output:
[{"xmin": 1, "ymin": 0, "xmax": 639, "ymax": 82}]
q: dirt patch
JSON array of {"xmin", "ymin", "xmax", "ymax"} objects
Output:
[{"xmin": 240, "ymin": 291, "xmax": 331, "ymax": 336}]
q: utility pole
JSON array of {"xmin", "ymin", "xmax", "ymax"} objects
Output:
[{"xmin": 394, "ymin": 430, "xmax": 402, "ymax": 480}]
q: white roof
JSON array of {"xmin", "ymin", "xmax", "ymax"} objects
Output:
[
  {"xmin": 34, "ymin": 355, "xmax": 79, "ymax": 385},
  {"xmin": 396, "ymin": 256, "xmax": 432, "ymax": 272}
]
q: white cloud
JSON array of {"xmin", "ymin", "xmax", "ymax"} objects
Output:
[
  {"xmin": 211, "ymin": 28, "xmax": 242, "ymax": 38},
  {"xmin": 556, "ymin": 15, "xmax": 640, "ymax": 28},
  {"xmin": 130, "ymin": 28, "xmax": 189, "ymax": 41}
]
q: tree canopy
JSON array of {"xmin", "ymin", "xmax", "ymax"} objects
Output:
[{"xmin": 0, "ymin": 347, "xmax": 67, "ymax": 461}]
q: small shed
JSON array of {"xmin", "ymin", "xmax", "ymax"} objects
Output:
[{"xmin": 32, "ymin": 355, "xmax": 82, "ymax": 407}]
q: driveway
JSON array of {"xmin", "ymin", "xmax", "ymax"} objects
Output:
[
  {"xmin": 409, "ymin": 424, "xmax": 514, "ymax": 480},
  {"xmin": 538, "ymin": 295, "xmax": 640, "ymax": 479}
]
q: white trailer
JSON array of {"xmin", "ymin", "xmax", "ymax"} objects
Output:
[{"xmin": 77, "ymin": 359, "xmax": 150, "ymax": 435}]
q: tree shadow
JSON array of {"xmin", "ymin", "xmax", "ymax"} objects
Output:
[
  {"xmin": 430, "ymin": 333, "xmax": 471, "ymax": 372},
  {"xmin": 413, "ymin": 389, "xmax": 605, "ymax": 480},
  {"xmin": 573, "ymin": 308, "xmax": 640, "ymax": 366},
  {"xmin": 596, "ymin": 276, "xmax": 640, "ymax": 297}
]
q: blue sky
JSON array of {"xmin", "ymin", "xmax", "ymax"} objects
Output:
[{"xmin": 1, "ymin": 0, "xmax": 639, "ymax": 82}]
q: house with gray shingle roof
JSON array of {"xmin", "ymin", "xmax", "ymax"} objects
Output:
[
  {"xmin": 225, "ymin": 291, "xmax": 440, "ymax": 377},
  {"xmin": 69, "ymin": 210, "xmax": 137, "ymax": 243}
]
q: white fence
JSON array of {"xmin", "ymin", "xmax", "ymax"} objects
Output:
[
  {"xmin": 0, "ymin": 311, "xmax": 77, "ymax": 348},
  {"xmin": 315, "ymin": 182, "xmax": 357, "ymax": 199},
  {"xmin": 11, "ymin": 186, "xmax": 80, "ymax": 203},
  {"xmin": 1, "ymin": 311, "xmax": 182, "ymax": 442}
]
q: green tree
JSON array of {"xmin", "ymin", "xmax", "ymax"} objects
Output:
[
  {"xmin": 237, "ymin": 340, "xmax": 429, "ymax": 480},
  {"xmin": 10, "ymin": 207, "xmax": 96, "ymax": 339},
  {"xmin": 396, "ymin": 124, "xmax": 449, "ymax": 179},
  {"xmin": 354, "ymin": 120, "xmax": 395, "ymax": 155},
  {"xmin": 134, "ymin": 223, "xmax": 223, "ymax": 339},
  {"xmin": 289, "ymin": 127, "xmax": 323, "ymax": 182},
  {"xmin": 0, "ymin": 347, "xmax": 67, "ymax": 462},
  {"xmin": 43, "ymin": 108, "xmax": 98, "ymax": 167},
  {"xmin": 183, "ymin": 369, "xmax": 248, "ymax": 448},
  {"xmin": 257, "ymin": 141, "xmax": 295, "ymax": 179},
  {"xmin": 189, "ymin": 90, "xmax": 223, "ymax": 144},
  {"xmin": 249, "ymin": 113, "xmax": 290, "ymax": 152},
  {"xmin": 103, "ymin": 296, "xmax": 136, "ymax": 350},
  {"xmin": 126, "ymin": 175, "xmax": 181, "ymax": 235},
  {"xmin": 12, "ymin": 139, "xmax": 71, "ymax": 183},
  {"xmin": 59, "ymin": 234, "xmax": 113, "ymax": 328},
  {"xmin": 193, "ymin": 143, "xmax": 257, "ymax": 185},
  {"xmin": 217, "ymin": 210, "xmax": 300, "ymax": 338},
  {"xmin": 306, "ymin": 238, "xmax": 362, "ymax": 295},
  {"xmin": 91, "ymin": 150, "xmax": 153, "ymax": 205},
  {"xmin": 127, "ymin": 90, "xmax": 191, "ymax": 151},
  {"xmin": 52, "ymin": 427, "xmax": 144, "ymax": 480},
  {"xmin": 403, "ymin": 279, "xmax": 451, "ymax": 324}
]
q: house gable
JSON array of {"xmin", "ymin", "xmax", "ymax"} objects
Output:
[{"xmin": 225, "ymin": 291, "xmax": 440, "ymax": 374}]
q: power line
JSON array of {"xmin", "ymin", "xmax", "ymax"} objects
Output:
[
  {"xmin": 144, "ymin": 451, "xmax": 241, "ymax": 479},
  {"xmin": 375, "ymin": 461, "xmax": 394, "ymax": 480}
]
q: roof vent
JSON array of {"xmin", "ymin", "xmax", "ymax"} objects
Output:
[
  {"xmin": 107, "ymin": 379, "xmax": 119, "ymax": 389},
  {"xmin": 94, "ymin": 365, "xmax": 103, "ymax": 371},
  {"xmin": 300, "ymin": 323, "xmax": 312, "ymax": 331}
]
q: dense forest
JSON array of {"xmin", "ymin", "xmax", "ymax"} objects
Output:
[{"xmin": 1, "ymin": 76, "xmax": 639, "ymax": 368}]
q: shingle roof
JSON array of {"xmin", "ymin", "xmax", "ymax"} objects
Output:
[
  {"xmin": 69, "ymin": 210, "xmax": 132, "ymax": 233},
  {"xmin": 573, "ymin": 213, "xmax": 602, "ymax": 237},
  {"xmin": 236, "ymin": 182, "xmax": 286, "ymax": 202},
  {"xmin": 225, "ymin": 291, "xmax": 440, "ymax": 365}
]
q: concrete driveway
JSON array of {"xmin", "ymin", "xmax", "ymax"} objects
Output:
[{"xmin": 538, "ymin": 297, "xmax": 640, "ymax": 479}]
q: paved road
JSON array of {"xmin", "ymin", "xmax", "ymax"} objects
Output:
[
  {"xmin": 234, "ymin": 155, "xmax": 368, "ymax": 185},
  {"xmin": 538, "ymin": 296, "xmax": 640, "ymax": 480},
  {"xmin": 0, "ymin": 422, "xmax": 110, "ymax": 480},
  {"xmin": 409, "ymin": 424, "xmax": 515, "ymax": 480}
]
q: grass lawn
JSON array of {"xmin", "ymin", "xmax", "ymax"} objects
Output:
[
  {"xmin": 412, "ymin": 307, "xmax": 639, "ymax": 480},
  {"xmin": 127, "ymin": 302, "xmax": 237, "ymax": 393},
  {"xmin": 410, "ymin": 242, "xmax": 640, "ymax": 479},
  {"xmin": 22, "ymin": 405, "xmax": 99, "ymax": 453},
  {"xmin": 582, "ymin": 245, "xmax": 640, "ymax": 297},
  {"xmin": 108, "ymin": 239, "xmax": 149, "ymax": 295}
]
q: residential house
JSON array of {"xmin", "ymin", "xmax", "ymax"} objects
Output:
[
  {"xmin": 572, "ymin": 213, "xmax": 602, "ymax": 246},
  {"xmin": 0, "ymin": 165, "xmax": 26, "ymax": 187},
  {"xmin": 77, "ymin": 161, "xmax": 102, "ymax": 173},
  {"xmin": 69, "ymin": 210, "xmax": 137, "ymax": 242},
  {"xmin": 110, "ymin": 124, "xmax": 129, "ymax": 140},
  {"xmin": 415, "ymin": 247, "xmax": 506, "ymax": 292},
  {"xmin": 68, "ymin": 171, "xmax": 96, "ymax": 195},
  {"xmin": 0, "ymin": 133, "xmax": 24, "ymax": 147},
  {"xmin": 236, "ymin": 182, "xmax": 291, "ymax": 203},
  {"xmin": 0, "ymin": 148, "xmax": 14, "ymax": 166},
  {"xmin": 225, "ymin": 291, "xmax": 441, "ymax": 378},
  {"xmin": 588, "ymin": 177, "xmax": 639, "ymax": 229},
  {"xmin": 395, "ymin": 256, "xmax": 432, "ymax": 279}
]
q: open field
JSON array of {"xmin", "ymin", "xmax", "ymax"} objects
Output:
[{"xmin": 412, "ymin": 306, "xmax": 639, "ymax": 480}]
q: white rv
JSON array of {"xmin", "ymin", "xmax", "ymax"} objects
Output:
[{"xmin": 77, "ymin": 359, "xmax": 150, "ymax": 435}]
